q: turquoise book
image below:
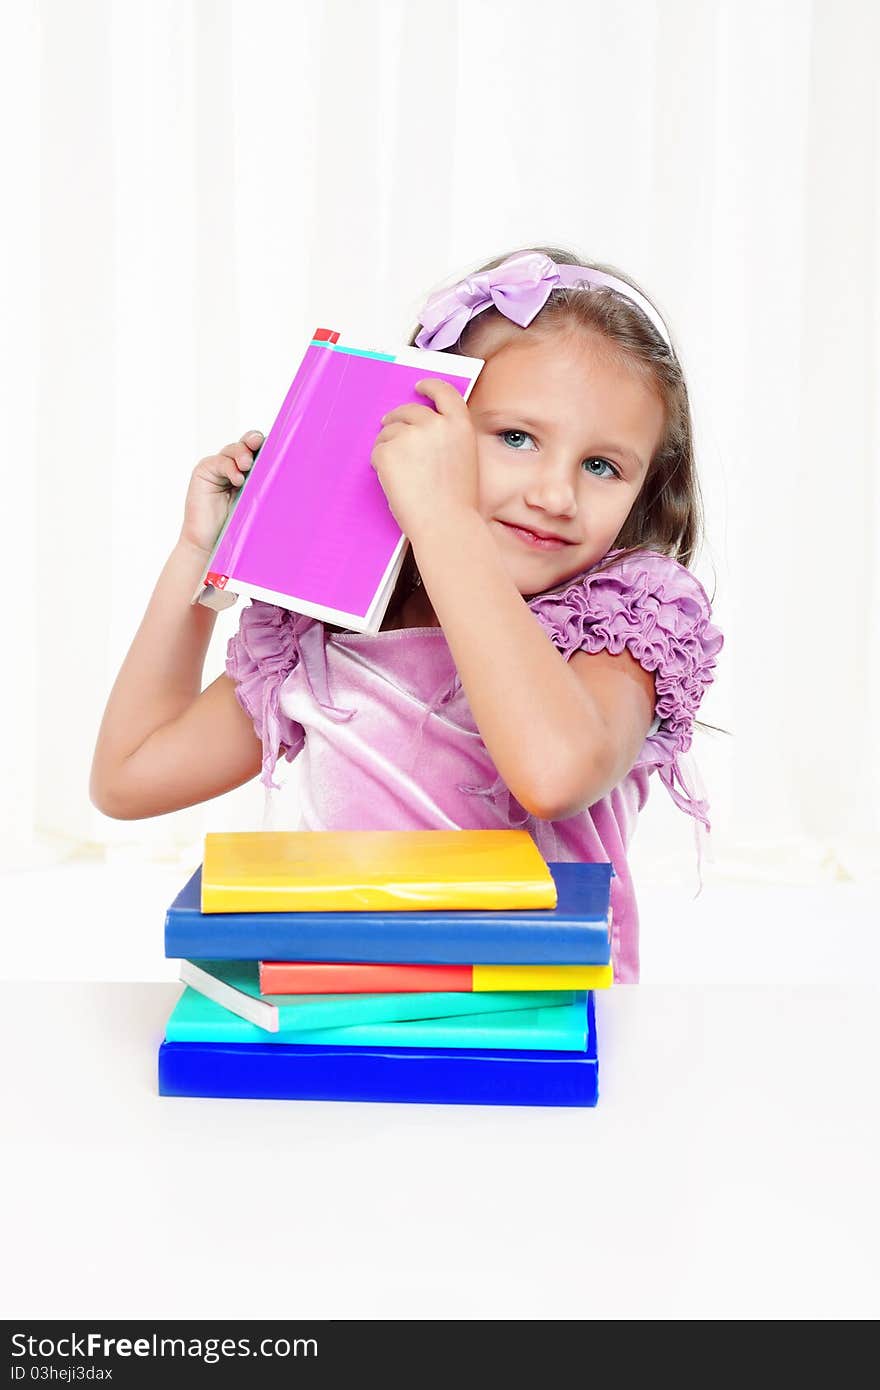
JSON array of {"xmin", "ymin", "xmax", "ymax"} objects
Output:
[
  {"xmin": 165, "ymin": 986, "xmax": 591, "ymax": 1052},
  {"xmin": 180, "ymin": 959, "xmax": 574, "ymax": 1033}
]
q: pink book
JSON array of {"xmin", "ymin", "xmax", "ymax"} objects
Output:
[{"xmin": 192, "ymin": 327, "xmax": 485, "ymax": 633}]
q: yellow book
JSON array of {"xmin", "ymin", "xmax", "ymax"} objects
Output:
[
  {"xmin": 473, "ymin": 963, "xmax": 613, "ymax": 991},
  {"xmin": 200, "ymin": 829, "xmax": 557, "ymax": 913}
]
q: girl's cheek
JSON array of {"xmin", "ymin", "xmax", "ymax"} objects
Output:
[{"xmin": 473, "ymin": 445, "xmax": 494, "ymax": 504}]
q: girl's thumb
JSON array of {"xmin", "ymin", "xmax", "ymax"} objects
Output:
[{"xmin": 246, "ymin": 430, "xmax": 263, "ymax": 444}]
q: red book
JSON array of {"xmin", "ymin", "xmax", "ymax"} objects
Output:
[{"xmin": 259, "ymin": 962, "xmax": 473, "ymax": 994}]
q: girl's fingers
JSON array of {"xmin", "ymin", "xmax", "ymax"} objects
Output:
[
  {"xmin": 217, "ymin": 439, "xmax": 260, "ymax": 476},
  {"xmin": 374, "ymin": 422, "xmax": 408, "ymax": 446},
  {"xmin": 194, "ymin": 431, "xmax": 262, "ymax": 494},
  {"xmin": 381, "ymin": 382, "xmax": 464, "ymax": 425},
  {"xmin": 379, "ymin": 404, "xmax": 433, "ymax": 426},
  {"xmin": 220, "ymin": 443, "xmax": 253, "ymax": 466},
  {"xmin": 413, "ymin": 378, "xmax": 464, "ymax": 413}
]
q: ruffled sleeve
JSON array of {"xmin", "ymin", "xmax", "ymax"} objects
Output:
[
  {"xmin": 225, "ymin": 600, "xmax": 310, "ymax": 791},
  {"xmin": 527, "ymin": 549, "xmax": 724, "ymax": 829}
]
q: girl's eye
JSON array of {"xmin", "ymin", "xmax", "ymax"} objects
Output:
[
  {"xmin": 500, "ymin": 430, "xmax": 617, "ymax": 480},
  {"xmin": 582, "ymin": 457, "xmax": 620, "ymax": 479},
  {"xmin": 499, "ymin": 429, "xmax": 537, "ymax": 450}
]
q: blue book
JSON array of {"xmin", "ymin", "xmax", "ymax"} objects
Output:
[
  {"xmin": 158, "ymin": 994, "xmax": 598, "ymax": 1107},
  {"xmin": 166, "ymin": 986, "xmax": 589, "ymax": 1051},
  {"xmin": 164, "ymin": 861, "xmax": 613, "ymax": 965}
]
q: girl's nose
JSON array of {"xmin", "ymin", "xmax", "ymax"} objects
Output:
[{"xmin": 523, "ymin": 467, "xmax": 578, "ymax": 518}]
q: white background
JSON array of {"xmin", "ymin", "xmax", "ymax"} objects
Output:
[{"xmin": 2, "ymin": 0, "xmax": 878, "ymax": 899}]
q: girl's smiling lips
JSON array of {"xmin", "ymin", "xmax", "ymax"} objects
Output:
[{"xmin": 496, "ymin": 519, "xmax": 576, "ymax": 550}]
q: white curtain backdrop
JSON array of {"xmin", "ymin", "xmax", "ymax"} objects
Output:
[{"xmin": 3, "ymin": 0, "xmax": 879, "ymax": 887}]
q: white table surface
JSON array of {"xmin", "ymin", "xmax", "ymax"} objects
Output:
[{"xmin": 2, "ymin": 981, "xmax": 877, "ymax": 1320}]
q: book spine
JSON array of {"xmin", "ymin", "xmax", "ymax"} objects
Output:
[
  {"xmin": 166, "ymin": 1012, "xmax": 587, "ymax": 1051},
  {"xmin": 158, "ymin": 1040, "xmax": 600, "ymax": 1105},
  {"xmin": 204, "ymin": 330, "xmax": 342, "ymax": 585},
  {"xmin": 200, "ymin": 879, "xmax": 558, "ymax": 914},
  {"xmin": 165, "ymin": 916, "xmax": 611, "ymax": 964},
  {"xmin": 472, "ymin": 964, "xmax": 614, "ymax": 991},
  {"xmin": 258, "ymin": 962, "xmax": 611, "ymax": 991},
  {"xmin": 258, "ymin": 962, "xmax": 475, "ymax": 993}
]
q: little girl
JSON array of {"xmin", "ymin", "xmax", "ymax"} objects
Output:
[{"xmin": 90, "ymin": 244, "xmax": 724, "ymax": 983}]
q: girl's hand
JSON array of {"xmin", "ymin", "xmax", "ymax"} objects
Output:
[
  {"xmin": 179, "ymin": 429, "xmax": 264, "ymax": 554},
  {"xmin": 371, "ymin": 379, "xmax": 479, "ymax": 541}
]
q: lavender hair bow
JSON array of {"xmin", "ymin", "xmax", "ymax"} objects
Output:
[{"xmin": 414, "ymin": 250, "xmax": 672, "ymax": 352}]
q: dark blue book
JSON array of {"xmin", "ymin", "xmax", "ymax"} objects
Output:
[
  {"xmin": 158, "ymin": 994, "xmax": 598, "ymax": 1107},
  {"xmin": 164, "ymin": 861, "xmax": 613, "ymax": 965}
]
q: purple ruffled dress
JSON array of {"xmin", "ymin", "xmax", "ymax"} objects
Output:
[{"xmin": 225, "ymin": 548, "xmax": 724, "ymax": 982}]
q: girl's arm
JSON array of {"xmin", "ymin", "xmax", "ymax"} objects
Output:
[
  {"xmin": 372, "ymin": 381, "xmax": 655, "ymax": 819},
  {"xmin": 89, "ymin": 434, "xmax": 266, "ymax": 819},
  {"xmin": 412, "ymin": 512, "xmax": 656, "ymax": 819}
]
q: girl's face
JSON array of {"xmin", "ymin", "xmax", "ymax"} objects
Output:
[{"xmin": 466, "ymin": 326, "xmax": 666, "ymax": 595}]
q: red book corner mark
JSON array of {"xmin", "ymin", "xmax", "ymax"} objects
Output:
[
  {"xmin": 313, "ymin": 327, "xmax": 340, "ymax": 343},
  {"xmin": 207, "ymin": 572, "xmax": 229, "ymax": 589}
]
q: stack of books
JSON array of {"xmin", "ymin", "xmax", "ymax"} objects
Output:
[{"xmin": 157, "ymin": 830, "xmax": 614, "ymax": 1108}]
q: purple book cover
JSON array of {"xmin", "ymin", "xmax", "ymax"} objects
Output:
[{"xmin": 194, "ymin": 329, "xmax": 484, "ymax": 633}]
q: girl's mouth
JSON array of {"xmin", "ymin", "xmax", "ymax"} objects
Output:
[{"xmin": 497, "ymin": 521, "xmax": 573, "ymax": 551}]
